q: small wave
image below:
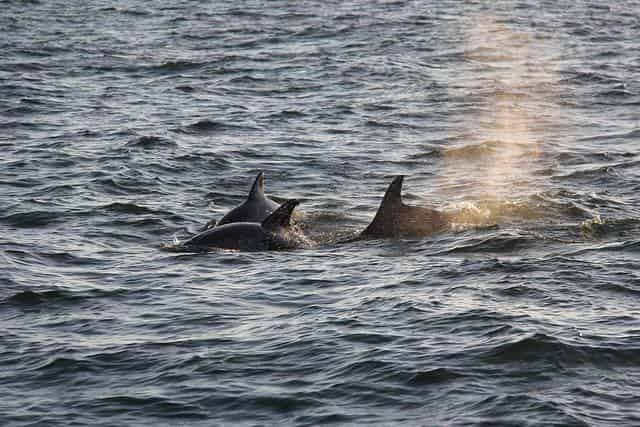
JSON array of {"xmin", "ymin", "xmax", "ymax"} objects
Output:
[
  {"xmin": 557, "ymin": 240, "xmax": 640, "ymax": 257},
  {"xmin": 578, "ymin": 128, "xmax": 640, "ymax": 142},
  {"xmin": 483, "ymin": 333, "xmax": 640, "ymax": 366},
  {"xmin": 466, "ymin": 393, "xmax": 588, "ymax": 426},
  {"xmin": 99, "ymin": 6, "xmax": 151, "ymax": 16},
  {"xmin": 4, "ymin": 290, "xmax": 83, "ymax": 307},
  {"xmin": 414, "ymin": 140, "xmax": 537, "ymax": 161},
  {"xmin": 554, "ymin": 165, "xmax": 620, "ymax": 181},
  {"xmin": 94, "ymin": 395, "xmax": 207, "ymax": 419},
  {"xmin": 614, "ymin": 240, "xmax": 640, "ymax": 252},
  {"xmin": 19, "ymin": 97, "xmax": 47, "ymax": 105},
  {"xmin": 580, "ymin": 217, "xmax": 640, "ymax": 237},
  {"xmin": 264, "ymin": 110, "xmax": 308, "ymax": 120},
  {"xmin": 126, "ymin": 135, "xmax": 177, "ymax": 149},
  {"xmin": 293, "ymin": 413, "xmax": 354, "ymax": 425},
  {"xmin": 174, "ymin": 119, "xmax": 255, "ymax": 135},
  {"xmin": 1, "ymin": 210, "xmax": 63, "ymax": 228},
  {"xmin": 93, "ymin": 178, "xmax": 167, "ymax": 196},
  {"xmin": 340, "ymin": 332, "xmax": 398, "ymax": 345},
  {"xmin": 229, "ymin": 74, "xmax": 267, "ymax": 84},
  {"xmin": 119, "ymin": 8, "xmax": 151, "ymax": 17},
  {"xmin": 107, "ymin": 217, "xmax": 168, "ymax": 228},
  {"xmin": 1, "ymin": 0, "xmax": 41, "ymax": 5},
  {"xmin": 100, "ymin": 202, "xmax": 157, "ymax": 215},
  {"xmin": 408, "ymin": 149, "xmax": 442, "ymax": 160},
  {"xmin": 447, "ymin": 197, "xmax": 557, "ymax": 226},
  {"xmin": 531, "ymin": 191, "xmax": 596, "ymax": 219},
  {"xmin": 84, "ymin": 60, "xmax": 209, "ymax": 75},
  {"xmin": 136, "ymin": 337, "xmax": 237, "ymax": 351},
  {"xmin": 175, "ymin": 85, "xmax": 194, "ymax": 92},
  {"xmin": 173, "ymin": 154, "xmax": 232, "ymax": 169},
  {"xmin": 2, "ymin": 105, "xmax": 38, "ymax": 116},
  {"xmin": 0, "ymin": 120, "xmax": 41, "ymax": 130},
  {"xmin": 330, "ymin": 359, "xmax": 393, "ymax": 380},
  {"xmin": 430, "ymin": 309, "xmax": 524, "ymax": 331},
  {"xmin": 445, "ymin": 233, "xmax": 534, "ymax": 254},
  {"xmin": 406, "ymin": 368, "xmax": 466, "ymax": 386},
  {"xmin": 235, "ymin": 395, "xmax": 318, "ymax": 414},
  {"xmin": 597, "ymin": 89, "xmax": 635, "ymax": 98},
  {"xmin": 2, "ymin": 62, "xmax": 47, "ymax": 72},
  {"xmin": 35, "ymin": 356, "xmax": 97, "ymax": 376},
  {"xmin": 150, "ymin": 59, "xmax": 207, "ymax": 73},
  {"xmin": 561, "ymin": 70, "xmax": 624, "ymax": 86},
  {"xmin": 597, "ymin": 282, "xmax": 640, "ymax": 297},
  {"xmin": 4, "ymin": 287, "xmax": 150, "ymax": 308},
  {"xmin": 497, "ymin": 285, "xmax": 546, "ymax": 298},
  {"xmin": 5, "ymin": 290, "xmax": 46, "ymax": 306},
  {"xmin": 35, "ymin": 251, "xmax": 104, "ymax": 266}
]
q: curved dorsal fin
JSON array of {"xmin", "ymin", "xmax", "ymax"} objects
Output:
[
  {"xmin": 361, "ymin": 175, "xmax": 404, "ymax": 237},
  {"xmin": 262, "ymin": 199, "xmax": 299, "ymax": 230},
  {"xmin": 380, "ymin": 175, "xmax": 404, "ymax": 208},
  {"xmin": 248, "ymin": 171, "xmax": 265, "ymax": 200}
]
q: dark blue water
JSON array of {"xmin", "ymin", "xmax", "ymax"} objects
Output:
[{"xmin": 2, "ymin": 1, "xmax": 640, "ymax": 425}]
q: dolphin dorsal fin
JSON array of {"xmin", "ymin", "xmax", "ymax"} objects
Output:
[
  {"xmin": 262, "ymin": 199, "xmax": 299, "ymax": 230},
  {"xmin": 248, "ymin": 171, "xmax": 265, "ymax": 200},
  {"xmin": 361, "ymin": 176, "xmax": 404, "ymax": 237},
  {"xmin": 380, "ymin": 175, "xmax": 404, "ymax": 208}
]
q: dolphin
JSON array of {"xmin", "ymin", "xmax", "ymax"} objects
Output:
[
  {"xmin": 213, "ymin": 171, "xmax": 280, "ymax": 228},
  {"xmin": 359, "ymin": 175, "xmax": 448, "ymax": 239},
  {"xmin": 169, "ymin": 199, "xmax": 311, "ymax": 251}
]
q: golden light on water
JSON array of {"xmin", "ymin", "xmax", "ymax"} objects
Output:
[{"xmin": 442, "ymin": 15, "xmax": 561, "ymax": 226}]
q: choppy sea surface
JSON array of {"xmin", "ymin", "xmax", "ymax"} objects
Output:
[{"xmin": 2, "ymin": 1, "xmax": 640, "ymax": 425}]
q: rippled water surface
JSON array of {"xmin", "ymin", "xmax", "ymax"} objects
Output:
[{"xmin": 2, "ymin": 0, "xmax": 640, "ymax": 425}]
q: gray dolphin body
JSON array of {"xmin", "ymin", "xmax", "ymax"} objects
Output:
[
  {"xmin": 359, "ymin": 176, "xmax": 448, "ymax": 239},
  {"xmin": 175, "ymin": 199, "xmax": 311, "ymax": 251},
  {"xmin": 215, "ymin": 171, "xmax": 280, "ymax": 227}
]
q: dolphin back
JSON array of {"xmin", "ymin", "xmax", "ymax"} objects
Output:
[
  {"xmin": 216, "ymin": 171, "xmax": 279, "ymax": 226},
  {"xmin": 248, "ymin": 171, "xmax": 265, "ymax": 200},
  {"xmin": 361, "ymin": 176, "xmax": 404, "ymax": 238},
  {"xmin": 360, "ymin": 175, "xmax": 447, "ymax": 239},
  {"xmin": 173, "ymin": 222, "xmax": 271, "ymax": 251}
]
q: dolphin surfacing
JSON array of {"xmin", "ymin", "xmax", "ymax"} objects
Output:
[
  {"xmin": 170, "ymin": 199, "xmax": 311, "ymax": 252},
  {"xmin": 215, "ymin": 171, "xmax": 280, "ymax": 227},
  {"xmin": 360, "ymin": 176, "xmax": 448, "ymax": 239}
]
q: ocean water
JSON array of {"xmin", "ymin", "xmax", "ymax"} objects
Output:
[{"xmin": 2, "ymin": 0, "xmax": 640, "ymax": 425}]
